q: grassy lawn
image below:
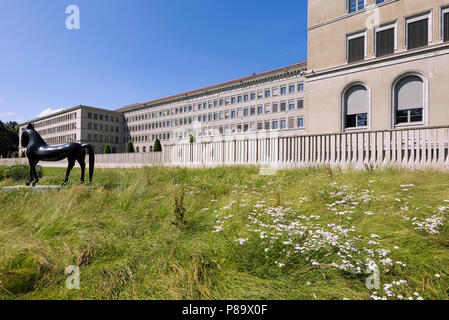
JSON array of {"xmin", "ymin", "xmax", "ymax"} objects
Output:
[{"xmin": 0, "ymin": 165, "xmax": 448, "ymax": 300}]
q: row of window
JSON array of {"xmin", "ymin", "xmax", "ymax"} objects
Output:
[
  {"xmin": 125, "ymin": 83, "xmax": 305, "ymax": 123},
  {"xmin": 87, "ymin": 122, "xmax": 120, "ymax": 133},
  {"xmin": 126, "ymin": 100, "xmax": 305, "ymax": 133},
  {"xmin": 45, "ymin": 134, "xmax": 77, "ymax": 145},
  {"xmin": 87, "ymin": 134, "xmax": 120, "ymax": 144},
  {"xmin": 343, "ymin": 74, "xmax": 425, "ymax": 129},
  {"xmin": 347, "ymin": 8, "xmax": 449, "ymax": 63},
  {"xmin": 131, "ymin": 117, "xmax": 306, "ymax": 144},
  {"xmin": 87, "ymin": 112, "xmax": 120, "ymax": 123},
  {"xmin": 37, "ymin": 122, "xmax": 77, "ymax": 136},
  {"xmin": 34, "ymin": 112, "xmax": 77, "ymax": 129}
]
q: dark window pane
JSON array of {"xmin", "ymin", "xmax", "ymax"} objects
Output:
[
  {"xmin": 348, "ymin": 36, "xmax": 365, "ymax": 62},
  {"xmin": 376, "ymin": 28, "xmax": 394, "ymax": 57},
  {"xmin": 396, "ymin": 110, "xmax": 409, "ymax": 124},
  {"xmin": 410, "ymin": 108, "xmax": 423, "ymax": 122},
  {"xmin": 444, "ymin": 13, "xmax": 449, "ymax": 42},
  {"xmin": 345, "ymin": 115, "xmax": 357, "ymax": 128},
  {"xmin": 408, "ymin": 19, "xmax": 428, "ymax": 49}
]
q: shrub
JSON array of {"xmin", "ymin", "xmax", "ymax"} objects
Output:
[
  {"xmin": 0, "ymin": 167, "xmax": 8, "ymax": 180},
  {"xmin": 20, "ymin": 151, "xmax": 26, "ymax": 158},
  {"xmin": 6, "ymin": 151, "xmax": 11, "ymax": 158},
  {"xmin": 171, "ymin": 189, "xmax": 186, "ymax": 228},
  {"xmin": 126, "ymin": 141, "xmax": 135, "ymax": 153},
  {"xmin": 104, "ymin": 144, "xmax": 112, "ymax": 154},
  {"xmin": 189, "ymin": 135, "xmax": 195, "ymax": 144},
  {"xmin": 153, "ymin": 139, "xmax": 162, "ymax": 152},
  {"xmin": 9, "ymin": 165, "xmax": 43, "ymax": 181}
]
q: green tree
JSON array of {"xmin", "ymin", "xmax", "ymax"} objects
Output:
[
  {"xmin": 6, "ymin": 151, "xmax": 11, "ymax": 158},
  {"xmin": 20, "ymin": 151, "xmax": 26, "ymax": 158},
  {"xmin": 153, "ymin": 139, "xmax": 162, "ymax": 152},
  {"xmin": 104, "ymin": 144, "xmax": 112, "ymax": 154},
  {"xmin": 189, "ymin": 135, "xmax": 195, "ymax": 144},
  {"xmin": 0, "ymin": 121, "xmax": 19, "ymax": 158},
  {"xmin": 126, "ymin": 140, "xmax": 135, "ymax": 153}
]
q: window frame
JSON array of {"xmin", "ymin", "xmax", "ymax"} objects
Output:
[
  {"xmin": 391, "ymin": 73, "xmax": 428, "ymax": 128},
  {"xmin": 374, "ymin": 20, "xmax": 398, "ymax": 57},
  {"xmin": 347, "ymin": 0, "xmax": 366, "ymax": 14},
  {"xmin": 346, "ymin": 30, "xmax": 367, "ymax": 63},
  {"xmin": 341, "ymin": 82, "xmax": 371, "ymax": 132},
  {"xmin": 439, "ymin": 5, "xmax": 449, "ymax": 41},
  {"xmin": 405, "ymin": 10, "xmax": 433, "ymax": 50}
]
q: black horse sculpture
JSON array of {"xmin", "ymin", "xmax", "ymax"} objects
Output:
[{"xmin": 21, "ymin": 123, "xmax": 94, "ymax": 186}]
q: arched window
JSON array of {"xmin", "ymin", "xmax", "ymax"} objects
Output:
[
  {"xmin": 344, "ymin": 85, "xmax": 369, "ymax": 129},
  {"xmin": 394, "ymin": 76, "xmax": 424, "ymax": 124}
]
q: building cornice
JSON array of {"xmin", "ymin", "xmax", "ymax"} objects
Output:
[
  {"xmin": 306, "ymin": 42, "xmax": 449, "ymax": 82},
  {"xmin": 307, "ymin": 0, "xmax": 400, "ymax": 31},
  {"xmin": 116, "ymin": 61, "xmax": 307, "ymax": 114},
  {"xmin": 19, "ymin": 105, "xmax": 120, "ymax": 127}
]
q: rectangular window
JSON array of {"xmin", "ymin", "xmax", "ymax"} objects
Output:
[
  {"xmin": 376, "ymin": 27, "xmax": 395, "ymax": 57},
  {"xmin": 348, "ymin": 0, "xmax": 364, "ymax": 13},
  {"xmin": 231, "ymin": 110, "xmax": 236, "ymax": 118},
  {"xmin": 396, "ymin": 108, "xmax": 423, "ymax": 124},
  {"xmin": 272, "ymin": 120, "xmax": 278, "ymax": 130},
  {"xmin": 251, "ymin": 93, "xmax": 256, "ymax": 100},
  {"xmin": 298, "ymin": 99, "xmax": 304, "ymax": 109},
  {"xmin": 289, "ymin": 85, "xmax": 295, "ymax": 93},
  {"xmin": 289, "ymin": 102, "xmax": 295, "ymax": 110},
  {"xmin": 407, "ymin": 18, "xmax": 428, "ymax": 49},
  {"xmin": 264, "ymin": 121, "xmax": 270, "ymax": 130},
  {"xmin": 348, "ymin": 35, "xmax": 365, "ymax": 62},
  {"xmin": 346, "ymin": 113, "xmax": 368, "ymax": 128},
  {"xmin": 244, "ymin": 108, "xmax": 249, "ymax": 117},
  {"xmin": 280, "ymin": 119, "xmax": 286, "ymax": 129},
  {"xmin": 258, "ymin": 106, "xmax": 263, "ymax": 114},
  {"xmin": 244, "ymin": 94, "xmax": 249, "ymax": 102},
  {"xmin": 272, "ymin": 103, "xmax": 278, "ymax": 113},
  {"xmin": 288, "ymin": 117, "xmax": 295, "ymax": 129},
  {"xmin": 298, "ymin": 83, "xmax": 304, "ymax": 92},
  {"xmin": 280, "ymin": 87, "xmax": 286, "ymax": 95},
  {"xmin": 265, "ymin": 90, "xmax": 270, "ymax": 98},
  {"xmin": 250, "ymin": 107, "xmax": 256, "ymax": 116},
  {"xmin": 280, "ymin": 102, "xmax": 286, "ymax": 111},
  {"xmin": 297, "ymin": 117, "xmax": 304, "ymax": 128},
  {"xmin": 444, "ymin": 11, "xmax": 449, "ymax": 42}
]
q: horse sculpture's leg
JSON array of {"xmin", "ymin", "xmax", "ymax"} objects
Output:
[
  {"xmin": 62, "ymin": 159, "xmax": 75, "ymax": 186},
  {"xmin": 31, "ymin": 160, "xmax": 39, "ymax": 186},
  {"xmin": 26, "ymin": 159, "xmax": 33, "ymax": 186},
  {"xmin": 78, "ymin": 155, "xmax": 86, "ymax": 184},
  {"xmin": 26, "ymin": 158, "xmax": 39, "ymax": 187}
]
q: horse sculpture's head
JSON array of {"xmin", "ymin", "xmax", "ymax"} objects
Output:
[{"xmin": 20, "ymin": 123, "xmax": 34, "ymax": 148}]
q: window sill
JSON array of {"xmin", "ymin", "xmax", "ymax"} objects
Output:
[
  {"xmin": 344, "ymin": 126, "xmax": 369, "ymax": 132},
  {"xmin": 394, "ymin": 122, "xmax": 425, "ymax": 129}
]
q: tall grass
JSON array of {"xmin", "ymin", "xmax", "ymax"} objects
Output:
[{"xmin": 0, "ymin": 165, "xmax": 448, "ymax": 300}]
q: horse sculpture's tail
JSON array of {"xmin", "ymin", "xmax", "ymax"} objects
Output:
[{"xmin": 81, "ymin": 144, "xmax": 95, "ymax": 182}]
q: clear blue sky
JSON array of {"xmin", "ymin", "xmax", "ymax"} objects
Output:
[{"xmin": 0, "ymin": 0, "xmax": 308, "ymax": 123}]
